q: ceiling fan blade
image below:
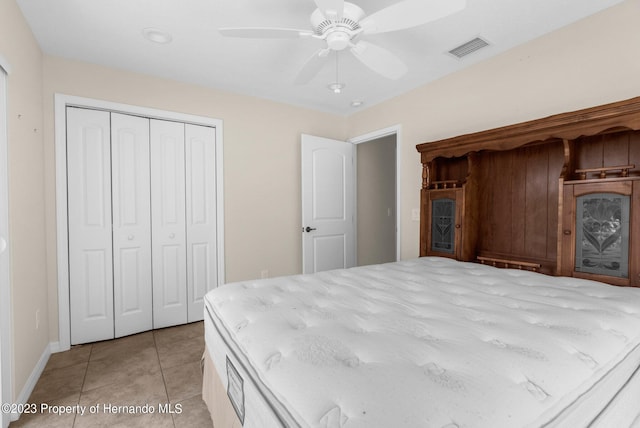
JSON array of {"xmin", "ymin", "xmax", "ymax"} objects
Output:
[
  {"xmin": 350, "ymin": 41, "xmax": 407, "ymax": 80},
  {"xmin": 294, "ymin": 49, "xmax": 331, "ymax": 84},
  {"xmin": 219, "ymin": 27, "xmax": 313, "ymax": 39},
  {"xmin": 360, "ymin": 0, "xmax": 466, "ymax": 34},
  {"xmin": 313, "ymin": 0, "xmax": 344, "ymax": 20}
]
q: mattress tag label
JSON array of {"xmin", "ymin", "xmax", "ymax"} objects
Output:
[{"xmin": 226, "ymin": 356, "xmax": 245, "ymax": 424}]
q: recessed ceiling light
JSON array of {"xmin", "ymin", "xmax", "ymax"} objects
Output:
[
  {"xmin": 142, "ymin": 28, "xmax": 173, "ymax": 44},
  {"xmin": 328, "ymin": 82, "xmax": 345, "ymax": 94},
  {"xmin": 351, "ymin": 100, "xmax": 364, "ymax": 108}
]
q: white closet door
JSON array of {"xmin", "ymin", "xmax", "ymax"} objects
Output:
[
  {"xmin": 150, "ymin": 119, "xmax": 187, "ymax": 329},
  {"xmin": 111, "ymin": 113, "xmax": 153, "ymax": 338},
  {"xmin": 185, "ymin": 124, "xmax": 217, "ymax": 322},
  {"xmin": 67, "ymin": 108, "xmax": 114, "ymax": 344}
]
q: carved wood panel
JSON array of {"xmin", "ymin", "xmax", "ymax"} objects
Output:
[{"xmin": 417, "ymin": 97, "xmax": 640, "ymax": 286}]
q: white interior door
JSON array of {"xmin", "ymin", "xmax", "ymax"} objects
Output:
[
  {"xmin": 301, "ymin": 134, "xmax": 355, "ymax": 274},
  {"xmin": 110, "ymin": 113, "xmax": 152, "ymax": 338},
  {"xmin": 185, "ymin": 124, "xmax": 217, "ymax": 322},
  {"xmin": 0, "ymin": 64, "xmax": 11, "ymax": 428},
  {"xmin": 150, "ymin": 119, "xmax": 187, "ymax": 329},
  {"xmin": 67, "ymin": 107, "xmax": 114, "ymax": 344}
]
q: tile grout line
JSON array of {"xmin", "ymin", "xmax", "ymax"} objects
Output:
[
  {"xmin": 152, "ymin": 330, "xmax": 177, "ymax": 428},
  {"xmin": 73, "ymin": 344, "xmax": 93, "ymax": 428}
]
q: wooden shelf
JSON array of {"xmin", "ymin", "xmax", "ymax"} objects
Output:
[
  {"xmin": 574, "ymin": 164, "xmax": 635, "ymax": 180},
  {"xmin": 417, "ymin": 96, "xmax": 640, "ymax": 163},
  {"xmin": 477, "ymin": 256, "xmax": 542, "ymax": 272},
  {"xmin": 564, "ymin": 176, "xmax": 640, "ymax": 185},
  {"xmin": 428, "ymin": 180, "xmax": 462, "ymax": 189}
]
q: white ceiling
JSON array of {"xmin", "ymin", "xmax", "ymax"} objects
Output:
[{"xmin": 17, "ymin": 0, "xmax": 624, "ymax": 116}]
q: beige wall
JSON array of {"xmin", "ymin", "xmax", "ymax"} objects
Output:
[
  {"xmin": 357, "ymin": 135, "xmax": 396, "ymax": 266},
  {"xmin": 347, "ymin": 0, "xmax": 640, "ymax": 261},
  {"xmin": 0, "ymin": 0, "xmax": 48, "ymax": 402},
  {"xmin": 41, "ymin": 56, "xmax": 349, "ymax": 342}
]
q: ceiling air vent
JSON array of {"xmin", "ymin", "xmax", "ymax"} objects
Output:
[{"xmin": 448, "ymin": 37, "xmax": 489, "ymax": 59}]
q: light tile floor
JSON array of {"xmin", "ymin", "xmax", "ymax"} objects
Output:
[{"xmin": 9, "ymin": 321, "xmax": 213, "ymax": 428}]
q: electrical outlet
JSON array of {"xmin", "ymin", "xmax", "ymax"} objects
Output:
[{"xmin": 260, "ymin": 269, "xmax": 269, "ymax": 279}]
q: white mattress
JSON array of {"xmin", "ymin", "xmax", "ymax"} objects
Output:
[{"xmin": 204, "ymin": 257, "xmax": 640, "ymax": 428}]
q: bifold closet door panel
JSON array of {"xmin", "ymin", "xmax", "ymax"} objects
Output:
[
  {"xmin": 150, "ymin": 119, "xmax": 188, "ymax": 329},
  {"xmin": 67, "ymin": 107, "xmax": 219, "ymax": 343},
  {"xmin": 185, "ymin": 124, "xmax": 217, "ymax": 322},
  {"xmin": 67, "ymin": 107, "xmax": 114, "ymax": 345},
  {"xmin": 111, "ymin": 113, "xmax": 153, "ymax": 338}
]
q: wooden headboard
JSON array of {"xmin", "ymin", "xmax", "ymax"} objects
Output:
[{"xmin": 416, "ymin": 96, "xmax": 640, "ymax": 287}]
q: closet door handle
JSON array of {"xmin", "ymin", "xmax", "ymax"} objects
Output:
[
  {"xmin": 169, "ymin": 233, "xmax": 175, "ymax": 239},
  {"xmin": 304, "ymin": 226, "xmax": 317, "ymax": 233},
  {"xmin": 127, "ymin": 235, "xmax": 134, "ymax": 241}
]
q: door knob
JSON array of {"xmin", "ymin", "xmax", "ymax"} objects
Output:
[
  {"xmin": 304, "ymin": 226, "xmax": 317, "ymax": 233},
  {"xmin": 128, "ymin": 235, "xmax": 134, "ymax": 240}
]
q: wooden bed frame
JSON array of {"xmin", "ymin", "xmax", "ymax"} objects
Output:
[{"xmin": 416, "ymin": 96, "xmax": 640, "ymax": 287}]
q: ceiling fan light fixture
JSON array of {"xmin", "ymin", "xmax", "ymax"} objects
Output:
[
  {"xmin": 328, "ymin": 82, "xmax": 345, "ymax": 94},
  {"xmin": 220, "ymin": 0, "xmax": 467, "ymax": 84},
  {"xmin": 326, "ymin": 31, "xmax": 351, "ymax": 51}
]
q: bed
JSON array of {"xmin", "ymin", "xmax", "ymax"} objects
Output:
[
  {"xmin": 203, "ymin": 98, "xmax": 640, "ymax": 427},
  {"xmin": 203, "ymin": 257, "xmax": 640, "ymax": 427}
]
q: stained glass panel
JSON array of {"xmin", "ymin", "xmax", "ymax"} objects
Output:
[
  {"xmin": 575, "ymin": 193, "xmax": 629, "ymax": 278},
  {"xmin": 431, "ymin": 198, "xmax": 455, "ymax": 254}
]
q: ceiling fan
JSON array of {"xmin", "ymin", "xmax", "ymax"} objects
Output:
[{"xmin": 219, "ymin": 0, "xmax": 466, "ymax": 84}]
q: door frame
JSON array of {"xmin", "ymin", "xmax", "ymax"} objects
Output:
[
  {"xmin": 0, "ymin": 56, "xmax": 12, "ymax": 428},
  {"xmin": 349, "ymin": 124, "xmax": 402, "ymax": 263},
  {"xmin": 54, "ymin": 94, "xmax": 225, "ymax": 351}
]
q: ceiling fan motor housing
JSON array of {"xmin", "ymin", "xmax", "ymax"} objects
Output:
[{"xmin": 311, "ymin": 2, "xmax": 364, "ymax": 50}]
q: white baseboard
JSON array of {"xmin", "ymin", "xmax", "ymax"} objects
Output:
[
  {"xmin": 48, "ymin": 341, "xmax": 64, "ymax": 354},
  {"xmin": 10, "ymin": 343, "xmax": 51, "ymax": 422}
]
